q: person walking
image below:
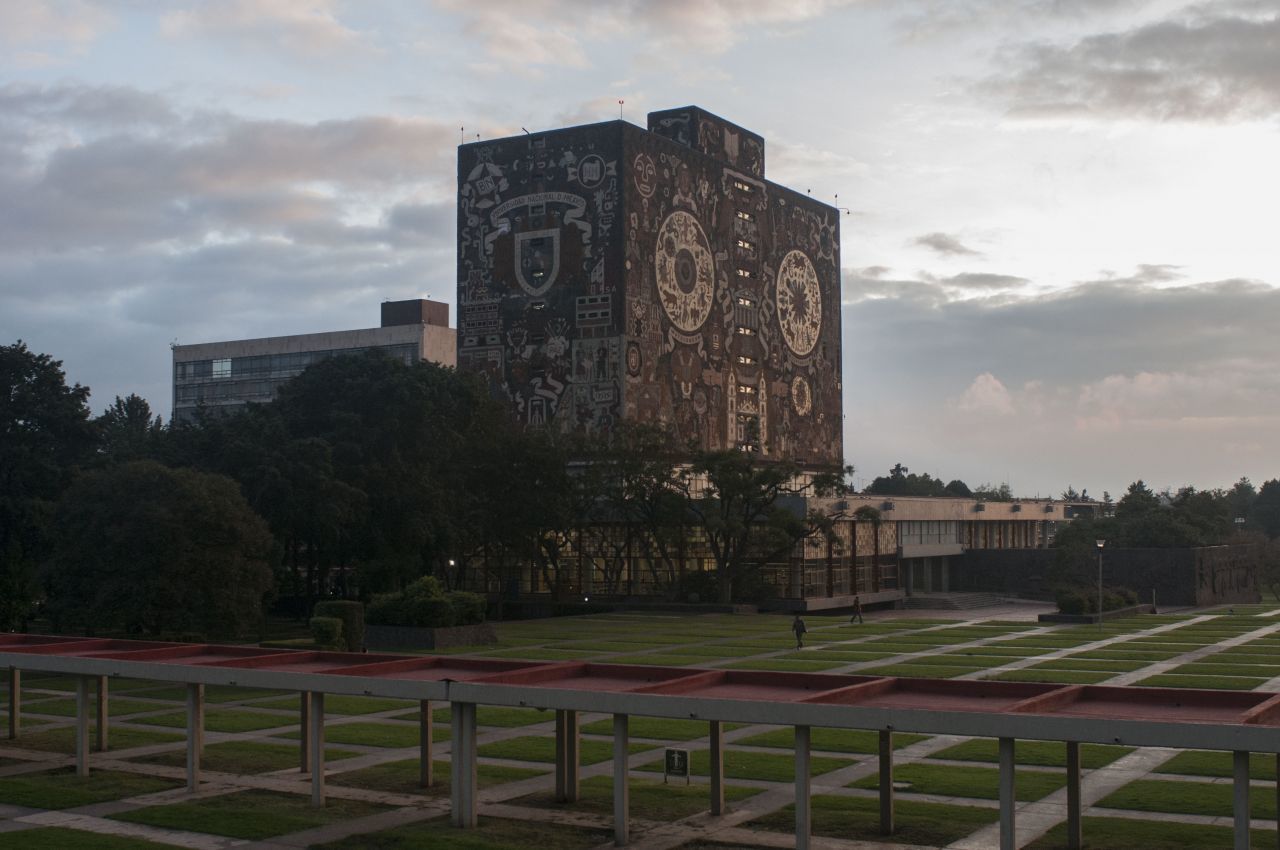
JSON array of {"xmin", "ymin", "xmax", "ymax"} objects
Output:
[
  {"xmin": 851, "ymin": 595, "xmax": 863, "ymax": 624},
  {"xmin": 792, "ymin": 614, "xmax": 807, "ymax": 649}
]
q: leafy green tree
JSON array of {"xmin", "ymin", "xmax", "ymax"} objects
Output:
[
  {"xmin": 866, "ymin": 463, "xmax": 947, "ymax": 497},
  {"xmin": 96, "ymin": 394, "xmax": 163, "ymax": 463},
  {"xmin": 680, "ymin": 450, "xmax": 848, "ymax": 604},
  {"xmin": 1115, "ymin": 480, "xmax": 1160, "ymax": 519},
  {"xmin": 42, "ymin": 461, "xmax": 275, "ymax": 638},
  {"xmin": 1227, "ymin": 477, "xmax": 1257, "ymax": 523},
  {"xmin": 1252, "ymin": 480, "xmax": 1280, "ymax": 539},
  {"xmin": 0, "ymin": 341, "xmax": 97, "ymax": 628},
  {"xmin": 973, "ymin": 482, "xmax": 1014, "ymax": 502},
  {"xmin": 943, "ymin": 479, "xmax": 972, "ymax": 497}
]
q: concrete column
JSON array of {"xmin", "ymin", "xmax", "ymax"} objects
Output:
[
  {"xmin": 555, "ymin": 708, "xmax": 580, "ymax": 803},
  {"xmin": 95, "ymin": 676, "xmax": 108, "ymax": 752},
  {"xmin": 1066, "ymin": 741, "xmax": 1082, "ymax": 850},
  {"xmin": 795, "ymin": 725, "xmax": 811, "ymax": 850},
  {"xmin": 309, "ymin": 691, "xmax": 325, "ymax": 808},
  {"xmin": 75, "ymin": 676, "xmax": 90, "ymax": 777},
  {"xmin": 709, "ymin": 720, "xmax": 725, "ymax": 816},
  {"xmin": 6, "ymin": 668, "xmax": 17, "ymax": 740},
  {"xmin": 299, "ymin": 691, "xmax": 311, "ymax": 772},
  {"xmin": 1233, "ymin": 750, "xmax": 1251, "ymax": 850},
  {"xmin": 450, "ymin": 702, "xmax": 478, "ymax": 828},
  {"xmin": 613, "ymin": 713, "xmax": 629, "ymax": 847},
  {"xmin": 186, "ymin": 683, "xmax": 204, "ymax": 791},
  {"xmin": 999, "ymin": 737, "xmax": 1016, "ymax": 850},
  {"xmin": 879, "ymin": 729, "xmax": 894, "ymax": 835},
  {"xmin": 419, "ymin": 699, "xmax": 433, "ymax": 788}
]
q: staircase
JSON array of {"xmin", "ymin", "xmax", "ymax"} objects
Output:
[{"xmin": 902, "ymin": 592, "xmax": 1007, "ymax": 610}]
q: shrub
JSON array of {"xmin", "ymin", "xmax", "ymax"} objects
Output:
[
  {"xmin": 1056, "ymin": 585, "xmax": 1140, "ymax": 614},
  {"xmin": 365, "ymin": 576, "xmax": 484, "ymax": 628},
  {"xmin": 313, "ymin": 600, "xmax": 364, "ymax": 653},
  {"xmin": 677, "ymin": 570, "xmax": 717, "ymax": 604},
  {"xmin": 309, "ymin": 616, "xmax": 344, "ymax": 649}
]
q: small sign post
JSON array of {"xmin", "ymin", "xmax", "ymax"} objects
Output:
[{"xmin": 664, "ymin": 747, "xmax": 690, "ymax": 785}]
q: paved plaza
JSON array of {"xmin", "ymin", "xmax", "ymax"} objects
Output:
[{"xmin": 4, "ymin": 601, "xmax": 1280, "ymax": 849}]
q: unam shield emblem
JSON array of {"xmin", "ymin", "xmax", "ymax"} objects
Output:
[{"xmin": 515, "ymin": 228, "xmax": 560, "ymax": 296}]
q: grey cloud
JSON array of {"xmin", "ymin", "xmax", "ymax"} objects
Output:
[
  {"xmin": 913, "ymin": 232, "xmax": 982, "ymax": 257},
  {"xmin": 935, "ymin": 272, "xmax": 1029, "ymax": 290},
  {"xmin": 982, "ymin": 5, "xmax": 1280, "ymax": 120}
]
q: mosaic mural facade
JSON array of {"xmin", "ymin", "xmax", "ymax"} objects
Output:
[{"xmin": 457, "ymin": 107, "xmax": 842, "ymax": 466}]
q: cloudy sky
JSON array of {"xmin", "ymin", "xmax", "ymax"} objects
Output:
[{"xmin": 2, "ymin": 0, "xmax": 1278, "ymax": 498}]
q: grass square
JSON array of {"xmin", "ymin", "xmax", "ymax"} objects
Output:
[
  {"xmin": 735, "ymin": 727, "xmax": 929, "ymax": 754},
  {"xmin": 4, "ymin": 726, "xmax": 183, "ymax": 753},
  {"xmin": 720, "ymin": 659, "xmax": 849, "ymax": 672},
  {"xmin": 423, "ymin": 705, "xmax": 551, "ymax": 728},
  {"xmin": 751, "ymin": 794, "xmax": 997, "ymax": 846},
  {"xmin": 21, "ymin": 697, "xmax": 174, "ymax": 719},
  {"xmin": 254, "ymin": 694, "xmax": 416, "ymax": 715},
  {"xmin": 930, "ymin": 739, "xmax": 1132, "ymax": 768},
  {"xmin": 477, "ymin": 735, "xmax": 653, "ymax": 765},
  {"xmin": 280, "ymin": 720, "xmax": 447, "ymax": 748},
  {"xmin": 332, "ymin": 759, "xmax": 547, "ymax": 795},
  {"xmin": 580, "ymin": 716, "xmax": 734, "ymax": 741},
  {"xmin": 636, "ymin": 747, "xmax": 854, "ymax": 781},
  {"xmin": 312, "ymin": 814, "xmax": 612, "ymax": 850},
  {"xmin": 1096, "ymin": 778, "xmax": 1276, "ymax": 818},
  {"xmin": 0, "ymin": 767, "xmax": 180, "ymax": 809},
  {"xmin": 987, "ymin": 669, "xmax": 1114, "ymax": 684},
  {"xmin": 1133, "ymin": 673, "xmax": 1268, "ymax": 690},
  {"xmin": 0, "ymin": 827, "xmax": 176, "ymax": 850},
  {"xmin": 111, "ymin": 789, "xmax": 387, "ymax": 840},
  {"xmin": 132, "ymin": 740, "xmax": 359, "ymax": 773},
  {"xmin": 514, "ymin": 774, "xmax": 761, "ymax": 820},
  {"xmin": 1027, "ymin": 816, "xmax": 1273, "ymax": 849},
  {"xmin": 1154, "ymin": 749, "xmax": 1277, "ymax": 780},
  {"xmin": 133, "ymin": 706, "xmax": 294, "ymax": 733},
  {"xmin": 851, "ymin": 762, "xmax": 1065, "ymax": 801}
]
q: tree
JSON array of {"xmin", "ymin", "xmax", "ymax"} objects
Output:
[
  {"xmin": 866, "ymin": 463, "xmax": 947, "ymax": 497},
  {"xmin": 1115, "ymin": 480, "xmax": 1160, "ymax": 520},
  {"xmin": 42, "ymin": 461, "xmax": 275, "ymax": 638},
  {"xmin": 96, "ymin": 394, "xmax": 163, "ymax": 463},
  {"xmin": 680, "ymin": 450, "xmax": 848, "ymax": 604},
  {"xmin": 0, "ymin": 341, "xmax": 97, "ymax": 628},
  {"xmin": 973, "ymin": 482, "xmax": 1013, "ymax": 502},
  {"xmin": 1227, "ymin": 477, "xmax": 1257, "ymax": 524},
  {"xmin": 943, "ymin": 479, "xmax": 972, "ymax": 497},
  {"xmin": 1252, "ymin": 480, "xmax": 1280, "ymax": 539}
]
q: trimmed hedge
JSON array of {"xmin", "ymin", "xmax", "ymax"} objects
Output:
[
  {"xmin": 366, "ymin": 576, "xmax": 486, "ymax": 629},
  {"xmin": 309, "ymin": 616, "xmax": 344, "ymax": 649},
  {"xmin": 314, "ymin": 600, "xmax": 364, "ymax": 653},
  {"xmin": 1056, "ymin": 586, "xmax": 1137, "ymax": 615}
]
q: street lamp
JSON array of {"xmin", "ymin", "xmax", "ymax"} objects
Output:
[{"xmin": 1095, "ymin": 540, "xmax": 1106, "ymax": 630}]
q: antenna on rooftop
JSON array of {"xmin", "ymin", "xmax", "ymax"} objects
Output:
[
  {"xmin": 522, "ymin": 127, "xmax": 530, "ymax": 135},
  {"xmin": 459, "ymin": 126, "xmax": 464, "ymax": 144},
  {"xmin": 619, "ymin": 99, "xmax": 624, "ymax": 120}
]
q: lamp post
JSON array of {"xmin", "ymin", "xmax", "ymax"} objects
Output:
[{"xmin": 1096, "ymin": 540, "xmax": 1106, "ymax": 631}]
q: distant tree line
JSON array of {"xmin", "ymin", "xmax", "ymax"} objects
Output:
[{"xmin": 1, "ymin": 341, "xmax": 852, "ymax": 635}]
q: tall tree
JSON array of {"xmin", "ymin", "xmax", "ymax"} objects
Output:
[
  {"xmin": 1253, "ymin": 480, "xmax": 1280, "ymax": 539},
  {"xmin": 0, "ymin": 341, "xmax": 97, "ymax": 628},
  {"xmin": 42, "ymin": 460, "xmax": 275, "ymax": 638},
  {"xmin": 96, "ymin": 393, "xmax": 164, "ymax": 463}
]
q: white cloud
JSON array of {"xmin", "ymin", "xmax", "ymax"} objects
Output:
[
  {"xmin": 161, "ymin": 0, "xmax": 369, "ymax": 58},
  {"xmin": 956, "ymin": 372, "xmax": 1016, "ymax": 416}
]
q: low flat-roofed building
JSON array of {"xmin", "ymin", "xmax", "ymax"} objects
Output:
[{"xmin": 171, "ymin": 298, "xmax": 456, "ymax": 422}]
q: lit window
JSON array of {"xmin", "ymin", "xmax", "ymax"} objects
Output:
[
  {"xmin": 737, "ymin": 355, "xmax": 755, "ymax": 365},
  {"xmin": 739, "ymin": 385, "xmax": 756, "ymax": 395},
  {"xmin": 736, "ymin": 210, "xmax": 754, "ymax": 221},
  {"xmin": 736, "ymin": 295, "xmax": 755, "ymax": 306},
  {"xmin": 733, "ymin": 180, "xmax": 753, "ymax": 193},
  {"xmin": 736, "ymin": 326, "xmax": 755, "ymax": 336},
  {"xmin": 736, "ymin": 238, "xmax": 755, "ymax": 251},
  {"xmin": 736, "ymin": 268, "xmax": 754, "ymax": 279},
  {"xmin": 212, "ymin": 359, "xmax": 231, "ymax": 378}
]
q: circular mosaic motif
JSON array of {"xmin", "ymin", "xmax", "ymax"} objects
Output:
[
  {"xmin": 655, "ymin": 211, "xmax": 715, "ymax": 333},
  {"xmin": 775, "ymin": 249, "xmax": 822, "ymax": 357},
  {"xmin": 791, "ymin": 375, "xmax": 812, "ymax": 417}
]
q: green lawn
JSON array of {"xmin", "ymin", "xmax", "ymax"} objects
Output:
[
  {"xmin": 1097, "ymin": 778, "xmax": 1276, "ymax": 819},
  {"xmin": 478, "ymin": 735, "xmax": 654, "ymax": 765},
  {"xmin": 255, "ymin": 694, "xmax": 415, "ymax": 715},
  {"xmin": 0, "ymin": 828, "xmax": 176, "ymax": 850},
  {"xmin": 1154, "ymin": 749, "xmax": 1278, "ymax": 780},
  {"xmin": 332, "ymin": 759, "xmax": 547, "ymax": 795},
  {"xmin": 19, "ymin": 697, "xmax": 173, "ymax": 718},
  {"xmin": 752, "ymin": 794, "xmax": 997, "ymax": 846},
  {"xmin": 1027, "ymin": 816, "xmax": 1273, "ymax": 849},
  {"xmin": 931, "ymin": 739, "xmax": 1133, "ymax": 768},
  {"xmin": 605, "ymin": 653, "xmax": 723, "ymax": 666},
  {"xmin": 279, "ymin": 720, "xmax": 447, "ymax": 748},
  {"xmin": 0, "ymin": 767, "xmax": 180, "ymax": 809},
  {"xmin": 735, "ymin": 727, "xmax": 929, "ymax": 754},
  {"xmin": 514, "ymin": 774, "xmax": 761, "ymax": 820},
  {"xmin": 4, "ymin": 725, "xmax": 183, "ymax": 753},
  {"xmin": 987, "ymin": 669, "xmax": 1114, "ymax": 684},
  {"xmin": 1133, "ymin": 673, "xmax": 1268, "ymax": 690},
  {"xmin": 1026, "ymin": 659, "xmax": 1149, "ymax": 673},
  {"xmin": 134, "ymin": 706, "xmax": 293, "ymax": 733},
  {"xmin": 312, "ymin": 814, "xmax": 612, "ymax": 850},
  {"xmin": 422, "ymin": 705, "xmax": 551, "ymax": 728},
  {"xmin": 580, "ymin": 716, "xmax": 730, "ymax": 741},
  {"xmin": 858, "ymin": 663, "xmax": 984, "ymax": 678},
  {"xmin": 132, "ymin": 740, "xmax": 359, "ymax": 773},
  {"xmin": 720, "ymin": 659, "xmax": 849, "ymax": 672},
  {"xmin": 636, "ymin": 747, "xmax": 854, "ymax": 782},
  {"xmin": 851, "ymin": 762, "xmax": 1065, "ymax": 802},
  {"xmin": 112, "ymin": 789, "xmax": 387, "ymax": 840},
  {"xmin": 944, "ymin": 646, "xmax": 1051, "ymax": 658}
]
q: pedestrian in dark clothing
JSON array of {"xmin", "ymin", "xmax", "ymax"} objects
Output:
[
  {"xmin": 792, "ymin": 614, "xmax": 807, "ymax": 649},
  {"xmin": 851, "ymin": 595, "xmax": 863, "ymax": 624}
]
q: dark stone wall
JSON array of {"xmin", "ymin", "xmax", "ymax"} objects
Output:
[
  {"xmin": 620, "ymin": 121, "xmax": 842, "ymax": 464},
  {"xmin": 956, "ymin": 545, "xmax": 1259, "ymax": 607},
  {"xmin": 456, "ymin": 109, "xmax": 843, "ymax": 466},
  {"xmin": 457, "ymin": 121, "xmax": 626, "ymax": 432}
]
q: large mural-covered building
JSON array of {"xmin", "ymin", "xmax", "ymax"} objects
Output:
[{"xmin": 457, "ymin": 106, "xmax": 843, "ymax": 467}]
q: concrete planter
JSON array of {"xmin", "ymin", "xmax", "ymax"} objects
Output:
[
  {"xmin": 364, "ymin": 622, "xmax": 498, "ymax": 651},
  {"xmin": 1037, "ymin": 604, "xmax": 1155, "ymax": 624}
]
